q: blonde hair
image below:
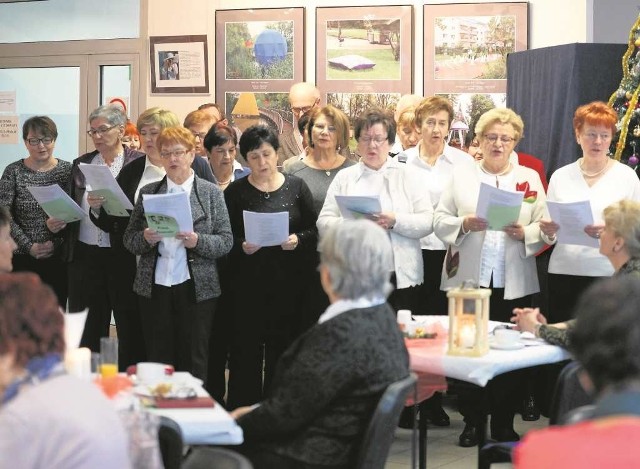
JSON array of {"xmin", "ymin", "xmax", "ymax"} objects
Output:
[
  {"xmin": 604, "ymin": 200, "xmax": 640, "ymax": 258},
  {"xmin": 136, "ymin": 107, "xmax": 180, "ymax": 131},
  {"xmin": 475, "ymin": 108, "xmax": 524, "ymax": 143}
]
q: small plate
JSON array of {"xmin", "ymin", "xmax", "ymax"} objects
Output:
[{"xmin": 489, "ymin": 340, "xmax": 525, "ymax": 350}]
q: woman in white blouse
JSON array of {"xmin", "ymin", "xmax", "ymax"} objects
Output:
[
  {"xmin": 434, "ymin": 107, "xmax": 547, "ymax": 446},
  {"xmin": 540, "ymin": 101, "xmax": 640, "ymax": 323},
  {"xmin": 317, "ymin": 108, "xmax": 433, "ymax": 313}
]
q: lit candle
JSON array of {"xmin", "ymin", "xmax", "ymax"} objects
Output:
[
  {"xmin": 65, "ymin": 347, "xmax": 91, "ymax": 381},
  {"xmin": 460, "ymin": 324, "xmax": 476, "ymax": 348}
]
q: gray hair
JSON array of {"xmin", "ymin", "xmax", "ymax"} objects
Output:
[
  {"xmin": 319, "ymin": 219, "xmax": 393, "ymax": 300},
  {"xmin": 88, "ymin": 105, "xmax": 127, "ymax": 127}
]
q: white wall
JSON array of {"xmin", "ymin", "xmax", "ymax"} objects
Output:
[{"xmin": 146, "ymin": 0, "xmax": 592, "ymax": 121}]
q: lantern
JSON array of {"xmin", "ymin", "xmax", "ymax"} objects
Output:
[{"xmin": 447, "ymin": 282, "xmax": 491, "ymax": 357}]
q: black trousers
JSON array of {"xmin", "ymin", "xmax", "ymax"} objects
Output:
[
  {"xmin": 415, "ymin": 249, "xmax": 448, "ymax": 315},
  {"xmin": 547, "ymin": 273, "xmax": 603, "ymax": 323},
  {"xmin": 388, "ymin": 272, "xmax": 421, "ymax": 314},
  {"xmin": 13, "ymin": 253, "xmax": 67, "ymax": 308},
  {"xmin": 68, "ymin": 241, "xmax": 145, "ymax": 369},
  {"xmin": 206, "ymin": 289, "xmax": 233, "ymax": 404},
  {"xmin": 139, "ymin": 280, "xmax": 216, "ymax": 383}
]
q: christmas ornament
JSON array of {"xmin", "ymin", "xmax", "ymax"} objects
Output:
[
  {"xmin": 629, "ymin": 155, "xmax": 639, "ymax": 166},
  {"xmin": 634, "ymin": 125, "xmax": 640, "ymax": 137}
]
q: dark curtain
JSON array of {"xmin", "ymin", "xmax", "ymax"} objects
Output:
[{"xmin": 507, "ymin": 43, "xmax": 627, "ymax": 179}]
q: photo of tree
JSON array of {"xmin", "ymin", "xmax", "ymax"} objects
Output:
[
  {"xmin": 324, "ymin": 18, "xmax": 402, "ymax": 80},
  {"xmin": 224, "ymin": 91, "xmax": 291, "ymax": 134},
  {"xmin": 225, "ymin": 20, "xmax": 294, "ymax": 80},
  {"xmin": 433, "ymin": 15, "xmax": 516, "ymax": 81},
  {"xmin": 438, "ymin": 92, "xmax": 506, "ymax": 140}
]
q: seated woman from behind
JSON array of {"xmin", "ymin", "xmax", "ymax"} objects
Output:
[
  {"xmin": 512, "ymin": 199, "xmax": 640, "ymax": 347},
  {"xmin": 514, "ymin": 276, "xmax": 640, "ymax": 468},
  {"xmin": 0, "ymin": 273, "xmax": 131, "ymax": 469},
  {"xmin": 231, "ymin": 219, "xmax": 410, "ymax": 469}
]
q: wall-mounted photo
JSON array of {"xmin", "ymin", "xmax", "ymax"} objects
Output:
[
  {"xmin": 216, "ymin": 8, "xmax": 304, "ymax": 105},
  {"xmin": 224, "ymin": 91, "xmax": 291, "ymax": 135},
  {"xmin": 317, "ymin": 6, "xmax": 413, "ymax": 99},
  {"xmin": 150, "ymin": 35, "xmax": 209, "ymax": 94},
  {"xmin": 424, "ymin": 3, "xmax": 528, "ymax": 95}
]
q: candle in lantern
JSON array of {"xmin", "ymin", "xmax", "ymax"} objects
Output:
[{"xmin": 460, "ymin": 324, "xmax": 476, "ymax": 348}]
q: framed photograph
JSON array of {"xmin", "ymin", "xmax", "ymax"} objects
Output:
[
  {"xmin": 215, "ymin": 7, "xmax": 305, "ymax": 111},
  {"xmin": 149, "ymin": 35, "xmax": 209, "ymax": 94},
  {"xmin": 316, "ymin": 5, "xmax": 413, "ymax": 103},
  {"xmin": 223, "ymin": 91, "xmax": 291, "ymax": 135},
  {"xmin": 424, "ymin": 2, "xmax": 528, "ymax": 95}
]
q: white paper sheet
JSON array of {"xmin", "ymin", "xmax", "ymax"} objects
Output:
[
  {"xmin": 243, "ymin": 210, "xmax": 289, "ymax": 247},
  {"xmin": 78, "ymin": 163, "xmax": 134, "ymax": 216},
  {"xmin": 547, "ymin": 200, "xmax": 598, "ymax": 248},
  {"xmin": 142, "ymin": 191, "xmax": 193, "ymax": 237},
  {"xmin": 476, "ymin": 183, "xmax": 523, "ymax": 231},
  {"xmin": 334, "ymin": 195, "xmax": 382, "ymax": 220},
  {"xmin": 27, "ymin": 184, "xmax": 87, "ymax": 223}
]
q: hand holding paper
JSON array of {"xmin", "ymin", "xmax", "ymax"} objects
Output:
[
  {"xmin": 546, "ymin": 200, "xmax": 599, "ymax": 247},
  {"xmin": 475, "ymin": 182, "xmax": 523, "ymax": 231}
]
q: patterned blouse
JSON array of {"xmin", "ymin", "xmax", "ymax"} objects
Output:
[
  {"xmin": 539, "ymin": 258, "xmax": 640, "ymax": 347},
  {"xmin": 0, "ymin": 159, "xmax": 72, "ymax": 255}
]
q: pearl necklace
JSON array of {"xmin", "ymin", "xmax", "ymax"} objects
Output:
[
  {"xmin": 579, "ymin": 158, "xmax": 610, "ymax": 178},
  {"xmin": 480, "ymin": 162, "xmax": 512, "ymax": 188}
]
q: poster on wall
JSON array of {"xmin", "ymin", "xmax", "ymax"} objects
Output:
[
  {"xmin": 215, "ymin": 7, "xmax": 305, "ymax": 135},
  {"xmin": 316, "ymin": 5, "xmax": 413, "ymax": 117},
  {"xmin": 149, "ymin": 35, "xmax": 209, "ymax": 94},
  {"xmin": 424, "ymin": 2, "xmax": 528, "ymax": 96}
]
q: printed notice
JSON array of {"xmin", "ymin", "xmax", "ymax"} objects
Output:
[
  {"xmin": 0, "ymin": 91, "xmax": 16, "ymax": 113},
  {"xmin": 0, "ymin": 115, "xmax": 19, "ymax": 144}
]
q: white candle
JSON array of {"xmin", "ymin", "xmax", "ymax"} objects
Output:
[
  {"xmin": 65, "ymin": 347, "xmax": 91, "ymax": 381},
  {"xmin": 460, "ymin": 324, "xmax": 476, "ymax": 348}
]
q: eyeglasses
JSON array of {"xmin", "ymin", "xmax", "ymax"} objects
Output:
[
  {"xmin": 160, "ymin": 149, "xmax": 189, "ymax": 159},
  {"xmin": 358, "ymin": 136, "xmax": 388, "ymax": 146},
  {"xmin": 582, "ymin": 132, "xmax": 612, "ymax": 142},
  {"xmin": 87, "ymin": 125, "xmax": 116, "ymax": 137},
  {"xmin": 313, "ymin": 123, "xmax": 337, "ymax": 133},
  {"xmin": 483, "ymin": 134, "xmax": 516, "ymax": 144},
  {"xmin": 292, "ymin": 105, "xmax": 315, "ymax": 114},
  {"xmin": 191, "ymin": 131, "xmax": 207, "ymax": 140},
  {"xmin": 26, "ymin": 137, "xmax": 53, "ymax": 146}
]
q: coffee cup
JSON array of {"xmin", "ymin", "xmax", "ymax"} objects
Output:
[
  {"xmin": 136, "ymin": 362, "xmax": 166, "ymax": 384},
  {"xmin": 494, "ymin": 328, "xmax": 521, "ymax": 346}
]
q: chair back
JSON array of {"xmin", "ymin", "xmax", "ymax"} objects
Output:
[
  {"xmin": 354, "ymin": 373, "xmax": 417, "ymax": 469},
  {"xmin": 158, "ymin": 416, "xmax": 183, "ymax": 469},
  {"xmin": 181, "ymin": 447, "xmax": 254, "ymax": 469},
  {"xmin": 549, "ymin": 361, "xmax": 593, "ymax": 425}
]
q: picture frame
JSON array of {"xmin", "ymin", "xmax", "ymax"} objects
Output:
[
  {"xmin": 149, "ymin": 35, "xmax": 209, "ymax": 94},
  {"xmin": 215, "ymin": 7, "xmax": 305, "ymax": 135},
  {"xmin": 424, "ymin": 2, "xmax": 528, "ymax": 95},
  {"xmin": 316, "ymin": 5, "xmax": 413, "ymax": 106}
]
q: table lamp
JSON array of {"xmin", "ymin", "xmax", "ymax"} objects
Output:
[{"xmin": 447, "ymin": 281, "xmax": 490, "ymax": 357}]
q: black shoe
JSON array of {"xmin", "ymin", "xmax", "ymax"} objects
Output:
[
  {"xmin": 425, "ymin": 404, "xmax": 450, "ymax": 426},
  {"xmin": 458, "ymin": 424, "xmax": 479, "ymax": 447},
  {"xmin": 521, "ymin": 395, "xmax": 540, "ymax": 421},
  {"xmin": 398, "ymin": 406, "xmax": 415, "ymax": 429},
  {"xmin": 491, "ymin": 428, "xmax": 520, "ymax": 442}
]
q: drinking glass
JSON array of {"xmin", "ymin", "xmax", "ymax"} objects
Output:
[{"xmin": 100, "ymin": 337, "xmax": 118, "ymax": 378}]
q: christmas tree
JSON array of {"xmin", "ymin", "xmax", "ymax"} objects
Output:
[{"xmin": 609, "ymin": 14, "xmax": 640, "ymax": 167}]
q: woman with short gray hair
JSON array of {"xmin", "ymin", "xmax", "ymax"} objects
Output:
[{"xmin": 232, "ymin": 219, "xmax": 409, "ymax": 469}]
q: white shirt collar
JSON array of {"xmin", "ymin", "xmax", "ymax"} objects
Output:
[
  {"xmin": 166, "ymin": 170, "xmax": 195, "ymax": 194},
  {"xmin": 318, "ymin": 296, "xmax": 386, "ymax": 324}
]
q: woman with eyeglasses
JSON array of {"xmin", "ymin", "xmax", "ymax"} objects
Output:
[
  {"xmin": 540, "ymin": 101, "xmax": 640, "ymax": 324},
  {"xmin": 318, "ymin": 108, "xmax": 433, "ymax": 314},
  {"xmin": 434, "ymin": 107, "xmax": 548, "ymax": 446},
  {"xmin": 223, "ymin": 125, "xmax": 317, "ymax": 409},
  {"xmin": 0, "ymin": 116, "xmax": 71, "ymax": 306},
  {"xmin": 61, "ymin": 105, "xmax": 145, "ymax": 364},
  {"xmin": 123, "ymin": 127, "xmax": 232, "ymax": 382},
  {"xmin": 283, "ymin": 105, "xmax": 356, "ymax": 334}
]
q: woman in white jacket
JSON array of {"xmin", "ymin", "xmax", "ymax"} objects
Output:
[{"xmin": 317, "ymin": 108, "xmax": 433, "ymax": 313}]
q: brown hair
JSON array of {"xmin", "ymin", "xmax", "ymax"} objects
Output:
[
  {"xmin": 415, "ymin": 96, "xmax": 454, "ymax": 128},
  {"xmin": 183, "ymin": 109, "xmax": 217, "ymax": 129},
  {"xmin": 307, "ymin": 105, "xmax": 350, "ymax": 151},
  {"xmin": 0, "ymin": 273, "xmax": 65, "ymax": 367}
]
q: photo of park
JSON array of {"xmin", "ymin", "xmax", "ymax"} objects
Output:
[
  {"xmin": 224, "ymin": 20, "xmax": 295, "ymax": 80},
  {"xmin": 325, "ymin": 19, "xmax": 402, "ymax": 80},
  {"xmin": 437, "ymin": 92, "xmax": 506, "ymax": 140},
  {"xmin": 432, "ymin": 15, "xmax": 517, "ymax": 81},
  {"xmin": 224, "ymin": 91, "xmax": 292, "ymax": 134}
]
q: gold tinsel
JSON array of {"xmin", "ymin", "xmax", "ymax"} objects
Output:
[{"xmin": 609, "ymin": 14, "xmax": 640, "ymax": 160}]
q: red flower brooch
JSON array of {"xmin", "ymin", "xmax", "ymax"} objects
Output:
[{"xmin": 516, "ymin": 181, "xmax": 537, "ymax": 203}]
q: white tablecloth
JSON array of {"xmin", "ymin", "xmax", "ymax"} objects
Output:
[
  {"xmin": 408, "ymin": 316, "xmax": 571, "ymax": 387},
  {"xmin": 142, "ymin": 372, "xmax": 243, "ymax": 445}
]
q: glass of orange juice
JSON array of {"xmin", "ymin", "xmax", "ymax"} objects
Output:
[{"xmin": 99, "ymin": 337, "xmax": 118, "ymax": 378}]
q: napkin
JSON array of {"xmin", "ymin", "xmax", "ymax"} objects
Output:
[{"xmin": 64, "ymin": 309, "xmax": 88, "ymax": 349}]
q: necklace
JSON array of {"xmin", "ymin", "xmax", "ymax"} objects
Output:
[
  {"xmin": 480, "ymin": 162, "xmax": 512, "ymax": 188},
  {"xmin": 579, "ymin": 158, "xmax": 610, "ymax": 178},
  {"xmin": 308, "ymin": 153, "xmax": 339, "ymax": 176}
]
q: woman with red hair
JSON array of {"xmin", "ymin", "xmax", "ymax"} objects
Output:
[
  {"xmin": 0, "ymin": 273, "xmax": 130, "ymax": 468},
  {"xmin": 541, "ymin": 101, "xmax": 640, "ymax": 322}
]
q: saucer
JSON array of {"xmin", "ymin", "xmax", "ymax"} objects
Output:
[{"xmin": 489, "ymin": 340, "xmax": 525, "ymax": 350}]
